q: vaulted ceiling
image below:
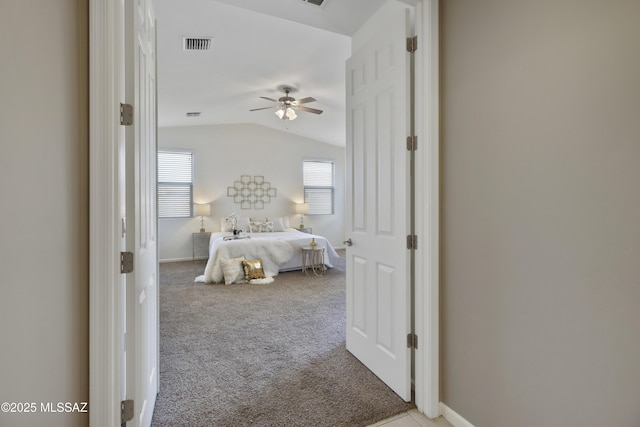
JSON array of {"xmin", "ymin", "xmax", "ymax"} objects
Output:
[{"xmin": 154, "ymin": 0, "xmax": 387, "ymax": 146}]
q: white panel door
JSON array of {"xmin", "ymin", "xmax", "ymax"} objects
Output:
[
  {"xmin": 125, "ymin": 0, "xmax": 158, "ymax": 425},
  {"xmin": 345, "ymin": 1, "xmax": 413, "ymax": 401}
]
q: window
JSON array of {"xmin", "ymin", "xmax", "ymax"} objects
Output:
[
  {"xmin": 303, "ymin": 160, "xmax": 334, "ymax": 215},
  {"xmin": 157, "ymin": 150, "xmax": 193, "ymax": 218}
]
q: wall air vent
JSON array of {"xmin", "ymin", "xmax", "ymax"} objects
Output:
[
  {"xmin": 183, "ymin": 37, "xmax": 213, "ymax": 51},
  {"xmin": 186, "ymin": 112, "xmax": 201, "ymax": 117}
]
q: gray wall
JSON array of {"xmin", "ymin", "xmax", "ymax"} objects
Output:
[
  {"xmin": 440, "ymin": 1, "xmax": 640, "ymax": 426},
  {"xmin": 0, "ymin": 2, "xmax": 89, "ymax": 427}
]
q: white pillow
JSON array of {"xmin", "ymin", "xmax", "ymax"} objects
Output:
[
  {"xmin": 270, "ymin": 217, "xmax": 285, "ymax": 232},
  {"xmin": 221, "ymin": 256, "xmax": 246, "ymax": 284},
  {"xmin": 237, "ymin": 217, "xmax": 251, "ymax": 232},
  {"xmin": 220, "ymin": 217, "xmax": 251, "ymax": 232},
  {"xmin": 248, "ymin": 217, "xmax": 286, "ymax": 231},
  {"xmin": 249, "ymin": 220, "xmax": 274, "ymax": 232}
]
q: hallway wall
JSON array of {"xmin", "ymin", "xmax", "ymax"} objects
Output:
[
  {"xmin": 440, "ymin": 1, "xmax": 640, "ymax": 426},
  {"xmin": 0, "ymin": 2, "xmax": 89, "ymax": 427}
]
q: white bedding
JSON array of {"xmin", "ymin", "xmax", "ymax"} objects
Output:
[{"xmin": 195, "ymin": 228, "xmax": 340, "ymax": 283}]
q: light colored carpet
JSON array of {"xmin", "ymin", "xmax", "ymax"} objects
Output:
[{"xmin": 151, "ymin": 251, "xmax": 414, "ymax": 426}]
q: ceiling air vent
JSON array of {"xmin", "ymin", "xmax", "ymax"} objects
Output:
[
  {"xmin": 183, "ymin": 37, "xmax": 212, "ymax": 51},
  {"xmin": 186, "ymin": 112, "xmax": 201, "ymax": 117},
  {"xmin": 299, "ymin": 0, "xmax": 327, "ymax": 7}
]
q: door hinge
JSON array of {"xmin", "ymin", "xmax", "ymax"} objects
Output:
[
  {"xmin": 120, "ymin": 103, "xmax": 133, "ymax": 126},
  {"xmin": 121, "ymin": 399, "xmax": 134, "ymax": 424},
  {"xmin": 120, "ymin": 251, "xmax": 134, "ymax": 274},
  {"xmin": 407, "ymin": 333, "xmax": 418, "ymax": 349},
  {"xmin": 406, "ymin": 36, "xmax": 417, "ymax": 53},
  {"xmin": 407, "ymin": 235, "xmax": 418, "ymax": 250},
  {"xmin": 407, "ymin": 135, "xmax": 418, "ymax": 151}
]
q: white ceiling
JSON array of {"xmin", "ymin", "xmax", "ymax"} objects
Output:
[{"xmin": 154, "ymin": 0, "xmax": 387, "ymax": 146}]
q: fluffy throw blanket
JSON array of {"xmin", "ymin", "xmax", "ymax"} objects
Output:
[{"xmin": 195, "ymin": 239, "xmax": 294, "ymax": 283}]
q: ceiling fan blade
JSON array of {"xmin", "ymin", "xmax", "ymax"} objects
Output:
[
  {"xmin": 249, "ymin": 106, "xmax": 276, "ymax": 111},
  {"xmin": 296, "ymin": 97, "xmax": 316, "ymax": 104},
  {"xmin": 259, "ymin": 96, "xmax": 278, "ymax": 102},
  {"xmin": 297, "ymin": 106, "xmax": 323, "ymax": 115}
]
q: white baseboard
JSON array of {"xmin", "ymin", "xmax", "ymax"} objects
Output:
[
  {"xmin": 159, "ymin": 257, "xmax": 204, "ymax": 263},
  {"xmin": 440, "ymin": 403, "xmax": 475, "ymax": 427}
]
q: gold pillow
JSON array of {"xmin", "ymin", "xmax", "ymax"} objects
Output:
[{"xmin": 242, "ymin": 259, "xmax": 266, "ymax": 280}]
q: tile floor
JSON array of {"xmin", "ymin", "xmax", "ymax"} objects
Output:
[{"xmin": 369, "ymin": 409, "xmax": 454, "ymax": 427}]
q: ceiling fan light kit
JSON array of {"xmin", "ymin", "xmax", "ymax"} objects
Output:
[
  {"xmin": 250, "ymin": 86, "xmax": 323, "ymax": 121},
  {"xmin": 275, "ymin": 106, "xmax": 298, "ymax": 120}
]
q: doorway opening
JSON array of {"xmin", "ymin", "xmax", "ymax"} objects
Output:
[{"xmin": 152, "ymin": 1, "xmax": 414, "ymax": 424}]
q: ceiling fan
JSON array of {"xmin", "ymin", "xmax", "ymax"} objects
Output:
[{"xmin": 250, "ymin": 86, "xmax": 323, "ymax": 121}]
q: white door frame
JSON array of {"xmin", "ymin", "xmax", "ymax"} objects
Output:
[
  {"xmin": 88, "ymin": 0, "xmax": 440, "ymax": 424},
  {"xmin": 89, "ymin": 0, "xmax": 125, "ymax": 425},
  {"xmin": 413, "ymin": 0, "xmax": 440, "ymax": 418}
]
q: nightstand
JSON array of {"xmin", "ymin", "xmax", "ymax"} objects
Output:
[
  {"xmin": 192, "ymin": 231, "xmax": 211, "ymax": 262},
  {"xmin": 296, "ymin": 227, "xmax": 312, "ymax": 234}
]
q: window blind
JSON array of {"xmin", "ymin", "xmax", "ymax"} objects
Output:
[
  {"xmin": 158, "ymin": 150, "xmax": 193, "ymax": 218},
  {"xmin": 303, "ymin": 160, "xmax": 334, "ymax": 215}
]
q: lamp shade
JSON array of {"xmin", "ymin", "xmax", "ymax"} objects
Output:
[
  {"xmin": 194, "ymin": 203, "xmax": 210, "ymax": 216},
  {"xmin": 295, "ymin": 203, "xmax": 309, "ymax": 214},
  {"xmin": 285, "ymin": 107, "xmax": 297, "ymax": 120},
  {"xmin": 275, "ymin": 106, "xmax": 297, "ymax": 121}
]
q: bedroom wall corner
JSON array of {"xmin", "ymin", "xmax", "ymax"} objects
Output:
[{"xmin": 157, "ymin": 123, "xmax": 346, "ymax": 262}]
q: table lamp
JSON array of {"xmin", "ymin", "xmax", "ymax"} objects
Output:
[
  {"xmin": 295, "ymin": 203, "xmax": 309, "ymax": 228},
  {"xmin": 195, "ymin": 203, "xmax": 211, "ymax": 232}
]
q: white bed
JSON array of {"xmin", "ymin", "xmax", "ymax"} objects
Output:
[{"xmin": 195, "ymin": 228, "xmax": 340, "ymax": 284}]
